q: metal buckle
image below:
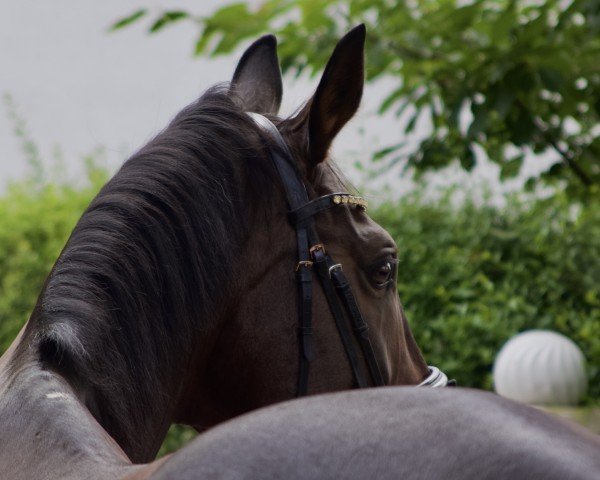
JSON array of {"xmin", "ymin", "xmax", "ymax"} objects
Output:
[
  {"xmin": 328, "ymin": 263, "xmax": 342, "ymax": 278},
  {"xmin": 310, "ymin": 244, "xmax": 325, "ymax": 255},
  {"xmin": 309, "ymin": 244, "xmax": 325, "ymax": 260},
  {"xmin": 295, "ymin": 260, "xmax": 313, "ymax": 271}
]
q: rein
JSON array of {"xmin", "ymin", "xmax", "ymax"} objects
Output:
[{"xmin": 248, "ymin": 113, "xmax": 450, "ymax": 395}]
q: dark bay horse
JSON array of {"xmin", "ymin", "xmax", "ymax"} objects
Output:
[
  {"xmin": 1, "ymin": 25, "xmax": 597, "ymax": 480},
  {"xmin": 0, "ymin": 25, "xmax": 434, "ymax": 477}
]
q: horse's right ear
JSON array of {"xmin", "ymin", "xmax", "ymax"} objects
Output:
[{"xmin": 229, "ymin": 35, "xmax": 283, "ymax": 115}]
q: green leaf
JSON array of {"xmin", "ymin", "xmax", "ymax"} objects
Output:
[
  {"xmin": 194, "ymin": 27, "xmax": 215, "ymax": 56},
  {"xmin": 545, "ymin": 161, "xmax": 565, "ymax": 178},
  {"xmin": 505, "ymin": 66, "xmax": 536, "ymax": 93},
  {"xmin": 373, "ymin": 143, "xmax": 406, "ymax": 162},
  {"xmin": 491, "ymin": 3, "xmax": 516, "ymax": 41},
  {"xmin": 379, "ymin": 87, "xmax": 404, "ymax": 114},
  {"xmin": 108, "ymin": 9, "xmax": 147, "ymax": 32},
  {"xmin": 195, "ymin": 3, "xmax": 270, "ymax": 56},
  {"xmin": 149, "ymin": 11, "xmax": 189, "ymax": 34},
  {"xmin": 500, "ymin": 154, "xmax": 524, "ymax": 180},
  {"xmin": 417, "ymin": 139, "xmax": 450, "ymax": 171},
  {"xmin": 539, "ymin": 67, "xmax": 564, "ymax": 92},
  {"xmin": 448, "ymin": 98, "xmax": 465, "ymax": 127},
  {"xmin": 467, "ymin": 104, "xmax": 487, "ymax": 139},
  {"xmin": 524, "ymin": 177, "xmax": 537, "ymax": 192},
  {"xmin": 460, "ymin": 145, "xmax": 476, "ymax": 171},
  {"xmin": 405, "ymin": 111, "xmax": 420, "ymax": 134},
  {"xmin": 493, "ymin": 89, "xmax": 514, "ymax": 119},
  {"xmin": 507, "ymin": 107, "xmax": 536, "ymax": 146}
]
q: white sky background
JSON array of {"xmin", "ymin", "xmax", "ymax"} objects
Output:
[{"xmin": 1, "ymin": 1, "xmax": 553, "ymax": 202}]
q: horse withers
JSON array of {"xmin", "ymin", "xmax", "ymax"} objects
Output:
[{"xmin": 0, "ymin": 24, "xmax": 438, "ymax": 477}]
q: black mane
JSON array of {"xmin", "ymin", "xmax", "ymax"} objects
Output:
[{"xmin": 16, "ymin": 87, "xmax": 276, "ymax": 452}]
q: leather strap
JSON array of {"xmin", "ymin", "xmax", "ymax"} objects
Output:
[
  {"xmin": 330, "ymin": 265, "xmax": 385, "ymax": 386},
  {"xmin": 247, "ymin": 114, "xmax": 316, "ymax": 397},
  {"xmin": 312, "ymin": 247, "xmax": 369, "ymax": 389},
  {"xmin": 295, "ymin": 227, "xmax": 314, "ymax": 396}
]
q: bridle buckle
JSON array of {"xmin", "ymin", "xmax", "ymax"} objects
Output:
[
  {"xmin": 309, "ymin": 244, "xmax": 326, "ymax": 259},
  {"xmin": 328, "ymin": 263, "xmax": 342, "ymax": 278},
  {"xmin": 310, "ymin": 244, "xmax": 325, "ymax": 254},
  {"xmin": 295, "ymin": 260, "xmax": 313, "ymax": 271}
]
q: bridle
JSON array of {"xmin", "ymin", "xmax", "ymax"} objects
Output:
[{"xmin": 248, "ymin": 113, "xmax": 451, "ymax": 396}]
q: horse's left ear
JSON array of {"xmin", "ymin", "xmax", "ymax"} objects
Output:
[
  {"xmin": 230, "ymin": 35, "xmax": 283, "ymax": 115},
  {"xmin": 306, "ymin": 24, "xmax": 366, "ymax": 165}
]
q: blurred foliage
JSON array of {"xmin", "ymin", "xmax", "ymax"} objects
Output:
[
  {"xmin": 0, "ymin": 94, "xmax": 109, "ymax": 351},
  {"xmin": 111, "ymin": 0, "xmax": 600, "ymax": 195},
  {"xmin": 374, "ymin": 188, "xmax": 600, "ymax": 402},
  {"xmin": 158, "ymin": 424, "xmax": 198, "ymax": 458},
  {"xmin": 0, "ymin": 172, "xmax": 107, "ymax": 351}
]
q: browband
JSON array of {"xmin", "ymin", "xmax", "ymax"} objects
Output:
[{"xmin": 289, "ymin": 193, "xmax": 367, "ymax": 225}]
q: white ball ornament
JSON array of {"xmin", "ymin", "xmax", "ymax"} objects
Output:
[{"xmin": 493, "ymin": 330, "xmax": 587, "ymax": 405}]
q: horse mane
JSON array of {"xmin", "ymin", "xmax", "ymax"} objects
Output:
[{"xmin": 15, "ymin": 86, "xmax": 277, "ymax": 450}]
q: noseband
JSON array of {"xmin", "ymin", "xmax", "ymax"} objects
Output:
[{"xmin": 248, "ymin": 113, "xmax": 450, "ymax": 395}]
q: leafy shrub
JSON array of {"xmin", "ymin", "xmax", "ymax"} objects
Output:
[
  {"xmin": 374, "ymin": 188, "xmax": 600, "ymax": 401},
  {"xmin": 0, "ymin": 167, "xmax": 107, "ymax": 352},
  {"xmin": 158, "ymin": 424, "xmax": 198, "ymax": 457}
]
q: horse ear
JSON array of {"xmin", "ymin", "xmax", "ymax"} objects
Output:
[
  {"xmin": 307, "ymin": 24, "xmax": 366, "ymax": 164},
  {"xmin": 230, "ymin": 35, "xmax": 283, "ymax": 115}
]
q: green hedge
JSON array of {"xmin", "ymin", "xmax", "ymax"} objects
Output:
[
  {"xmin": 0, "ymin": 175, "xmax": 598, "ymax": 403},
  {"xmin": 0, "ymin": 170, "xmax": 107, "ymax": 352},
  {"xmin": 374, "ymin": 188, "xmax": 600, "ymax": 401}
]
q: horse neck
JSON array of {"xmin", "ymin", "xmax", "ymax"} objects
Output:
[
  {"xmin": 20, "ymin": 206, "xmax": 222, "ymax": 461},
  {"xmin": 14, "ymin": 308, "xmax": 192, "ymax": 463},
  {"xmin": 2, "ymin": 92, "xmax": 263, "ymax": 461},
  {"xmin": 0, "ymin": 344, "xmax": 144, "ymax": 480}
]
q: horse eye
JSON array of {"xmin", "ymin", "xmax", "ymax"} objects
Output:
[{"xmin": 372, "ymin": 260, "xmax": 394, "ymax": 288}]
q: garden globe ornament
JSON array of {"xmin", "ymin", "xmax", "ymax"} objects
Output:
[{"xmin": 493, "ymin": 330, "xmax": 587, "ymax": 406}]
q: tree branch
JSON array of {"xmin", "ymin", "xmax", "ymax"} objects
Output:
[{"xmin": 531, "ymin": 116, "xmax": 593, "ymax": 187}]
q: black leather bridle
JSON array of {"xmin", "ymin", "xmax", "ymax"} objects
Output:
[{"xmin": 248, "ymin": 113, "xmax": 450, "ymax": 396}]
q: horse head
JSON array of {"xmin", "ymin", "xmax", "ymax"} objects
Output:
[{"xmin": 177, "ymin": 26, "xmax": 436, "ymax": 430}]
